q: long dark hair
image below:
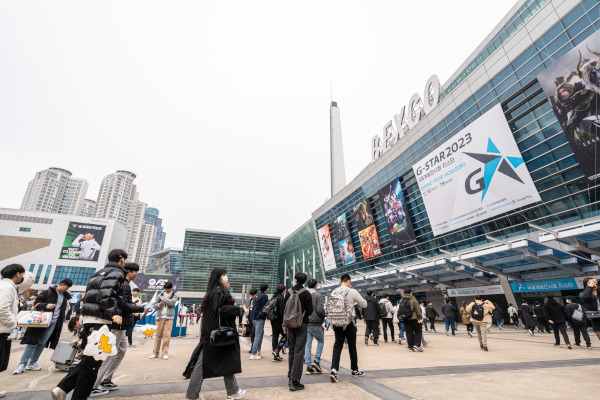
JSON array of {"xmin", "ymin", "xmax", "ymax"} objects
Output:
[{"xmin": 201, "ymin": 267, "xmax": 227, "ymax": 312}]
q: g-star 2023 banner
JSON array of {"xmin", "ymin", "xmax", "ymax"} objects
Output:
[{"xmin": 412, "ymin": 104, "xmax": 541, "ymax": 236}]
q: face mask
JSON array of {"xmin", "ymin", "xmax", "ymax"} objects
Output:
[
  {"xmin": 221, "ymin": 275, "xmax": 229, "ymax": 283},
  {"xmin": 18, "ymin": 276, "xmax": 24, "ymax": 284}
]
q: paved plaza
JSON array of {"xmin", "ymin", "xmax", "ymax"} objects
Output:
[{"xmin": 3, "ymin": 320, "xmax": 600, "ymax": 400}]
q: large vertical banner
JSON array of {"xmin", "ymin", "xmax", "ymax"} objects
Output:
[
  {"xmin": 354, "ymin": 200, "xmax": 382, "ymax": 259},
  {"xmin": 59, "ymin": 222, "xmax": 105, "ymax": 261},
  {"xmin": 412, "ymin": 104, "xmax": 541, "ymax": 236},
  {"xmin": 537, "ymin": 30, "xmax": 600, "ymax": 181},
  {"xmin": 317, "ymin": 225, "xmax": 337, "ymax": 271},
  {"xmin": 378, "ymin": 178, "xmax": 416, "ymax": 249},
  {"xmin": 332, "ymin": 213, "xmax": 356, "ymax": 267}
]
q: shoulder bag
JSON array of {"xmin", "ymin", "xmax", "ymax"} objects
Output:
[
  {"xmin": 210, "ymin": 307, "xmax": 238, "ymax": 346},
  {"xmin": 17, "ymin": 303, "xmax": 53, "ymax": 328}
]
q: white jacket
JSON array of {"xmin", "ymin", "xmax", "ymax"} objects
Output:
[{"xmin": 0, "ymin": 278, "xmax": 19, "ymax": 334}]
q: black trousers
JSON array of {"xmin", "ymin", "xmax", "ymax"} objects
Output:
[
  {"xmin": 428, "ymin": 317, "xmax": 436, "ymax": 331},
  {"xmin": 572, "ymin": 321, "xmax": 591, "ymax": 346},
  {"xmin": 381, "ymin": 318, "xmax": 394, "ymax": 341},
  {"xmin": 552, "ymin": 322, "xmax": 570, "ymax": 345},
  {"xmin": 332, "ymin": 323, "xmax": 358, "ymax": 372},
  {"xmin": 537, "ymin": 317, "xmax": 551, "ymax": 333},
  {"xmin": 287, "ymin": 325, "xmax": 307, "ymax": 384},
  {"xmin": 466, "ymin": 323, "xmax": 474, "ymax": 333},
  {"xmin": 127, "ymin": 316, "xmax": 141, "ymax": 345},
  {"xmin": 365, "ymin": 320, "xmax": 379, "ymax": 343},
  {"xmin": 0, "ymin": 333, "xmax": 11, "ymax": 373},
  {"xmin": 271, "ymin": 320, "xmax": 285, "ymax": 352},
  {"xmin": 405, "ymin": 319, "xmax": 423, "ymax": 348}
]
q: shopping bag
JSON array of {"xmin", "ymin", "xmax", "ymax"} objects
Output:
[
  {"xmin": 83, "ymin": 325, "xmax": 118, "ymax": 361},
  {"xmin": 17, "ymin": 303, "xmax": 53, "ymax": 328},
  {"xmin": 132, "ymin": 324, "xmax": 157, "ymax": 345}
]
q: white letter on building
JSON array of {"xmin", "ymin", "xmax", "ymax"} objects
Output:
[
  {"xmin": 383, "ymin": 120, "xmax": 395, "ymax": 152},
  {"xmin": 423, "ymin": 74, "xmax": 441, "ymax": 114},
  {"xmin": 372, "ymin": 135, "xmax": 383, "ymax": 162}
]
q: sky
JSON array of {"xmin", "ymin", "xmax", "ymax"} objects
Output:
[{"xmin": 0, "ymin": 0, "xmax": 518, "ymax": 248}]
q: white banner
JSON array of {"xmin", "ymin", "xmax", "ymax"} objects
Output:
[
  {"xmin": 412, "ymin": 104, "xmax": 541, "ymax": 236},
  {"xmin": 447, "ymin": 285, "xmax": 504, "ymax": 297}
]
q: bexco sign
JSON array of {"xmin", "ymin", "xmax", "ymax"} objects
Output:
[{"xmin": 371, "ymin": 74, "xmax": 441, "ymax": 162}]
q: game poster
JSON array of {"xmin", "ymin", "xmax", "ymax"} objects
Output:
[
  {"xmin": 59, "ymin": 221, "xmax": 105, "ymax": 261},
  {"xmin": 332, "ymin": 213, "xmax": 356, "ymax": 266},
  {"xmin": 378, "ymin": 178, "xmax": 416, "ymax": 249}
]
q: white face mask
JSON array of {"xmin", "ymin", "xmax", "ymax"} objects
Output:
[{"xmin": 221, "ymin": 275, "xmax": 229, "ymax": 283}]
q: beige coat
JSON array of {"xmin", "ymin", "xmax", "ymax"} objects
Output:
[{"xmin": 459, "ymin": 306, "xmax": 472, "ymax": 325}]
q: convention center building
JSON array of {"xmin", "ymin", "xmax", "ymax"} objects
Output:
[{"xmin": 279, "ymin": 0, "xmax": 600, "ymax": 311}]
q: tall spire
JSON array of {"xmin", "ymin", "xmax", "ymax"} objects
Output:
[{"xmin": 330, "ymin": 101, "xmax": 347, "ymax": 197}]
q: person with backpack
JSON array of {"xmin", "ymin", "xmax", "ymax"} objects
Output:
[
  {"xmin": 466, "ymin": 296, "xmax": 494, "ymax": 351},
  {"xmin": 270, "ymin": 284, "xmax": 287, "ymax": 362},
  {"xmin": 565, "ymin": 296, "xmax": 591, "ymax": 349},
  {"xmin": 304, "ymin": 279, "xmax": 325, "ymax": 374},
  {"xmin": 283, "ymin": 273, "xmax": 312, "ymax": 391},
  {"xmin": 379, "ymin": 294, "xmax": 396, "ymax": 343},
  {"xmin": 363, "ymin": 290, "xmax": 380, "ymax": 346},
  {"xmin": 250, "ymin": 284, "xmax": 268, "ymax": 360},
  {"xmin": 543, "ymin": 296, "xmax": 572, "ymax": 349},
  {"xmin": 441, "ymin": 300, "xmax": 457, "ymax": 336},
  {"xmin": 328, "ymin": 274, "xmax": 367, "ymax": 383},
  {"xmin": 425, "ymin": 302, "xmax": 439, "ymax": 332},
  {"xmin": 396, "ymin": 289, "xmax": 423, "ymax": 352}
]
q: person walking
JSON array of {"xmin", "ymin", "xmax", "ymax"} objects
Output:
[
  {"xmin": 90, "ymin": 263, "xmax": 149, "ymax": 396},
  {"xmin": 379, "ymin": 294, "xmax": 396, "ymax": 343},
  {"xmin": 507, "ymin": 303, "xmax": 519, "ymax": 329},
  {"xmin": 543, "ymin": 296, "xmax": 571, "ymax": 349},
  {"xmin": 466, "ymin": 296, "xmax": 494, "ymax": 351},
  {"xmin": 1, "ymin": 264, "xmax": 25, "ymax": 398},
  {"xmin": 492, "ymin": 304, "xmax": 505, "ymax": 330},
  {"xmin": 305, "ymin": 279, "xmax": 325, "ymax": 374},
  {"xmin": 128, "ymin": 288, "xmax": 143, "ymax": 347},
  {"xmin": 15, "ymin": 278, "xmax": 73, "ymax": 374},
  {"xmin": 460, "ymin": 301, "xmax": 473, "ymax": 337},
  {"xmin": 393, "ymin": 302, "xmax": 405, "ymax": 345},
  {"xmin": 398, "ymin": 289, "xmax": 423, "ymax": 352},
  {"xmin": 441, "ymin": 300, "xmax": 456, "ymax": 336},
  {"xmin": 425, "ymin": 302, "xmax": 439, "ymax": 332},
  {"xmin": 420, "ymin": 302, "xmax": 427, "ymax": 330},
  {"xmin": 51, "ymin": 249, "xmax": 127, "ymax": 400},
  {"xmin": 363, "ymin": 290, "xmax": 380, "ymax": 346},
  {"xmin": 565, "ymin": 296, "xmax": 591, "ymax": 349},
  {"xmin": 533, "ymin": 301, "xmax": 550, "ymax": 333},
  {"xmin": 329, "ymin": 274, "xmax": 367, "ymax": 383},
  {"xmin": 519, "ymin": 301, "xmax": 536, "ymax": 336},
  {"xmin": 246, "ymin": 289, "xmax": 258, "ymax": 353},
  {"xmin": 284, "ymin": 272, "xmax": 312, "ymax": 391},
  {"xmin": 185, "ymin": 268, "xmax": 247, "ymax": 400},
  {"xmin": 580, "ymin": 277, "xmax": 600, "ymax": 342},
  {"xmin": 250, "ymin": 284, "xmax": 268, "ymax": 360},
  {"xmin": 150, "ymin": 281, "xmax": 178, "ymax": 360},
  {"xmin": 270, "ymin": 284, "xmax": 287, "ymax": 362}
]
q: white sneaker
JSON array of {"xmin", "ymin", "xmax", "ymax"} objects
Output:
[
  {"xmin": 26, "ymin": 362, "xmax": 42, "ymax": 371},
  {"xmin": 162, "ymin": 355, "xmax": 169, "ymax": 360},
  {"xmin": 13, "ymin": 363, "xmax": 26, "ymax": 375},
  {"xmin": 249, "ymin": 354, "xmax": 262, "ymax": 360},
  {"xmin": 227, "ymin": 389, "xmax": 247, "ymax": 399},
  {"xmin": 51, "ymin": 387, "xmax": 67, "ymax": 400},
  {"xmin": 149, "ymin": 355, "xmax": 157, "ymax": 359},
  {"xmin": 0, "ymin": 391, "xmax": 6, "ymax": 399}
]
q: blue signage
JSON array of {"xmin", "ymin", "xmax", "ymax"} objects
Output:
[{"xmin": 510, "ymin": 278, "xmax": 577, "ymax": 293}]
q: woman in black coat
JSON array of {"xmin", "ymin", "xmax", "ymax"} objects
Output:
[
  {"xmin": 185, "ymin": 268, "xmax": 246, "ymax": 400},
  {"xmin": 518, "ymin": 302, "xmax": 536, "ymax": 335},
  {"xmin": 580, "ymin": 277, "xmax": 600, "ymax": 341}
]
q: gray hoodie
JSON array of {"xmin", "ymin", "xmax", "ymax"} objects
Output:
[{"xmin": 307, "ymin": 288, "xmax": 326, "ymax": 326}]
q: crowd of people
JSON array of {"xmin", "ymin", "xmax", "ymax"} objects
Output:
[{"xmin": 2, "ymin": 256, "xmax": 600, "ymax": 399}]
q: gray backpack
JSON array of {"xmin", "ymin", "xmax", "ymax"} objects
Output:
[
  {"xmin": 327, "ymin": 287, "xmax": 353, "ymax": 328},
  {"xmin": 283, "ymin": 288, "xmax": 307, "ymax": 328}
]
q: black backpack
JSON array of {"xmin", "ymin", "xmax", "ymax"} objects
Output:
[
  {"xmin": 379, "ymin": 302, "xmax": 388, "ymax": 319},
  {"xmin": 397, "ymin": 298, "xmax": 413, "ymax": 320},
  {"xmin": 471, "ymin": 302, "xmax": 485, "ymax": 321}
]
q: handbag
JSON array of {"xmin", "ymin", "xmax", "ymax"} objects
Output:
[
  {"xmin": 585, "ymin": 310, "xmax": 600, "ymax": 320},
  {"xmin": 210, "ymin": 307, "xmax": 238, "ymax": 346},
  {"xmin": 17, "ymin": 304, "xmax": 53, "ymax": 328}
]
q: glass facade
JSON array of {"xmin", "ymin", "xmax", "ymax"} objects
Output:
[
  {"xmin": 309, "ymin": 0, "xmax": 600, "ymax": 281},
  {"xmin": 51, "ymin": 265, "xmax": 96, "ymax": 286},
  {"xmin": 181, "ymin": 230, "xmax": 280, "ymax": 294},
  {"xmin": 278, "ymin": 220, "xmax": 324, "ymax": 287}
]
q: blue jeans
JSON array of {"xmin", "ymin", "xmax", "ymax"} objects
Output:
[
  {"xmin": 305, "ymin": 325, "xmax": 324, "ymax": 368},
  {"xmin": 398, "ymin": 322, "xmax": 406, "ymax": 339},
  {"xmin": 251, "ymin": 318, "xmax": 265, "ymax": 355},
  {"xmin": 20, "ymin": 319, "xmax": 57, "ymax": 365},
  {"xmin": 497, "ymin": 319, "xmax": 505, "ymax": 328},
  {"xmin": 444, "ymin": 317, "xmax": 455, "ymax": 334}
]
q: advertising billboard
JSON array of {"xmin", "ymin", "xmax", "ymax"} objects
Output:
[
  {"xmin": 378, "ymin": 178, "xmax": 416, "ymax": 249},
  {"xmin": 332, "ymin": 213, "xmax": 356, "ymax": 267},
  {"xmin": 59, "ymin": 221, "xmax": 105, "ymax": 261},
  {"xmin": 354, "ymin": 200, "xmax": 381, "ymax": 260},
  {"xmin": 412, "ymin": 104, "xmax": 541, "ymax": 236},
  {"xmin": 133, "ymin": 273, "xmax": 180, "ymax": 294},
  {"xmin": 317, "ymin": 225, "xmax": 337, "ymax": 271},
  {"xmin": 537, "ymin": 30, "xmax": 600, "ymax": 182}
]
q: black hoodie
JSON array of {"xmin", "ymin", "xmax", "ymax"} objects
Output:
[{"xmin": 543, "ymin": 299, "xmax": 566, "ymax": 323}]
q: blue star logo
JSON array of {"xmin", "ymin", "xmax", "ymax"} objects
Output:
[{"xmin": 464, "ymin": 138, "xmax": 525, "ymax": 201}]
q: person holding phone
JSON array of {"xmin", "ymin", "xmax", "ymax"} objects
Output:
[{"xmin": 580, "ymin": 277, "xmax": 600, "ymax": 341}]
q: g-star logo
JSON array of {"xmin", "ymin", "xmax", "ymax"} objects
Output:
[{"xmin": 464, "ymin": 138, "xmax": 525, "ymax": 201}]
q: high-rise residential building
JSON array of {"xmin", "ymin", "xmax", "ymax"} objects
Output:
[
  {"xmin": 94, "ymin": 170, "xmax": 146, "ymax": 262},
  {"xmin": 330, "ymin": 101, "xmax": 347, "ymax": 197},
  {"xmin": 21, "ymin": 168, "xmax": 88, "ymax": 215},
  {"xmin": 139, "ymin": 207, "xmax": 167, "ymax": 271},
  {"xmin": 144, "ymin": 207, "xmax": 166, "ymax": 253},
  {"xmin": 79, "ymin": 199, "xmax": 97, "ymax": 217},
  {"xmin": 136, "ymin": 222, "xmax": 156, "ymax": 271}
]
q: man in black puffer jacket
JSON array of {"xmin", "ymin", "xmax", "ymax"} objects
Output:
[
  {"xmin": 543, "ymin": 296, "xmax": 572, "ymax": 349},
  {"xmin": 51, "ymin": 249, "xmax": 128, "ymax": 400}
]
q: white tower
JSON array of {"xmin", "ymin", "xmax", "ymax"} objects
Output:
[
  {"xmin": 330, "ymin": 101, "xmax": 347, "ymax": 197},
  {"xmin": 21, "ymin": 167, "xmax": 88, "ymax": 215}
]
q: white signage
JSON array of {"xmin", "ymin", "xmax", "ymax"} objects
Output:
[
  {"xmin": 447, "ymin": 285, "xmax": 504, "ymax": 297},
  {"xmin": 412, "ymin": 104, "xmax": 541, "ymax": 236}
]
